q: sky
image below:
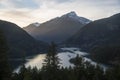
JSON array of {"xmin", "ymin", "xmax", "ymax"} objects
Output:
[{"xmin": 0, "ymin": 0, "xmax": 120, "ymax": 27}]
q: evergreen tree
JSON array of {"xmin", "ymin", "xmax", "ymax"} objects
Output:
[
  {"xmin": 84, "ymin": 61, "xmax": 95, "ymax": 80},
  {"xmin": 41, "ymin": 42, "xmax": 60, "ymax": 80},
  {"xmin": 0, "ymin": 30, "xmax": 11, "ymax": 80},
  {"xmin": 74, "ymin": 54, "xmax": 84, "ymax": 69},
  {"xmin": 31, "ymin": 67, "xmax": 40, "ymax": 80},
  {"xmin": 72, "ymin": 54, "xmax": 85, "ymax": 80},
  {"xmin": 93, "ymin": 65, "xmax": 104, "ymax": 80},
  {"xmin": 105, "ymin": 65, "xmax": 120, "ymax": 80},
  {"xmin": 16, "ymin": 51, "xmax": 28, "ymax": 80}
]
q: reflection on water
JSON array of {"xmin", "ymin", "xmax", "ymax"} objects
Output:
[
  {"xmin": 15, "ymin": 47, "xmax": 108, "ymax": 72},
  {"xmin": 25, "ymin": 54, "xmax": 46, "ymax": 68}
]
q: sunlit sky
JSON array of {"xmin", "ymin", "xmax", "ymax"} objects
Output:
[{"xmin": 0, "ymin": 0, "xmax": 120, "ymax": 27}]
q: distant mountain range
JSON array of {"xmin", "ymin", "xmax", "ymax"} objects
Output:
[
  {"xmin": 65, "ymin": 13, "xmax": 120, "ymax": 65},
  {"xmin": 23, "ymin": 12, "xmax": 120, "ymax": 65},
  {"xmin": 0, "ymin": 20, "xmax": 48, "ymax": 58},
  {"xmin": 1, "ymin": 11, "xmax": 120, "ymax": 66},
  {"xmin": 23, "ymin": 11, "xmax": 91, "ymax": 43}
]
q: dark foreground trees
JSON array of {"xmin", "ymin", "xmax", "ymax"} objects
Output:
[
  {"xmin": 11, "ymin": 43, "xmax": 120, "ymax": 80},
  {"xmin": 0, "ymin": 30, "xmax": 11, "ymax": 80},
  {"xmin": 1, "ymin": 41, "xmax": 120, "ymax": 80},
  {"xmin": 41, "ymin": 42, "xmax": 60, "ymax": 80}
]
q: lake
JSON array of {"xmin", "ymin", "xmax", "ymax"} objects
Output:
[{"xmin": 15, "ymin": 47, "xmax": 108, "ymax": 72}]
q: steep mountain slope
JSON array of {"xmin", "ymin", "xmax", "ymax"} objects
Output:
[
  {"xmin": 24, "ymin": 11, "xmax": 91, "ymax": 43},
  {"xmin": 65, "ymin": 13, "xmax": 120, "ymax": 64},
  {"xmin": 0, "ymin": 20, "xmax": 48, "ymax": 58},
  {"xmin": 66, "ymin": 13, "xmax": 120, "ymax": 50}
]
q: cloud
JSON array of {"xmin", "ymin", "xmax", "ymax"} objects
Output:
[
  {"xmin": 0, "ymin": 9, "xmax": 34, "ymax": 26},
  {"xmin": 0, "ymin": 0, "xmax": 40, "ymax": 9},
  {"xmin": 36, "ymin": 0, "xmax": 73, "ymax": 3},
  {"xmin": 0, "ymin": 0, "xmax": 119, "ymax": 27},
  {"xmin": 50, "ymin": 0, "xmax": 72, "ymax": 3}
]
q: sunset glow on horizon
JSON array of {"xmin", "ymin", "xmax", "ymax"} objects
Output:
[{"xmin": 0, "ymin": 0, "xmax": 119, "ymax": 27}]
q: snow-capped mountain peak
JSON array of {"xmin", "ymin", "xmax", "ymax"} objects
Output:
[
  {"xmin": 67, "ymin": 11, "xmax": 77, "ymax": 17},
  {"xmin": 62, "ymin": 11, "xmax": 91, "ymax": 24},
  {"xmin": 62, "ymin": 11, "xmax": 77, "ymax": 18}
]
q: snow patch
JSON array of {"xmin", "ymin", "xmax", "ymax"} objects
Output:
[
  {"xmin": 33, "ymin": 22, "xmax": 40, "ymax": 27},
  {"xmin": 62, "ymin": 11, "xmax": 91, "ymax": 24}
]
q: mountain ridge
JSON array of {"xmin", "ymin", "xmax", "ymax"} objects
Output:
[
  {"xmin": 64, "ymin": 13, "xmax": 120, "ymax": 64},
  {"xmin": 0, "ymin": 20, "xmax": 48, "ymax": 58},
  {"xmin": 24, "ymin": 11, "xmax": 91, "ymax": 43}
]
